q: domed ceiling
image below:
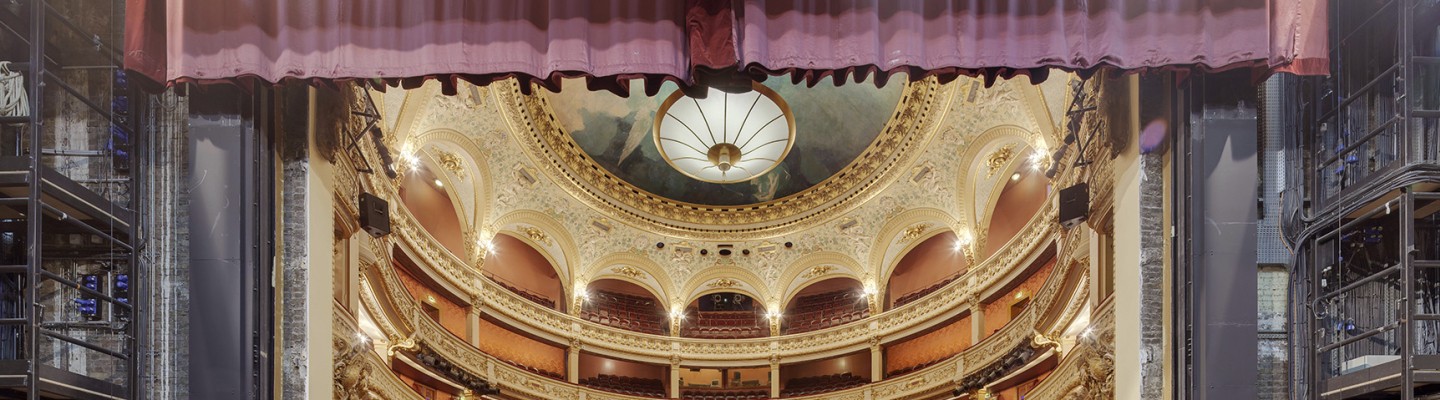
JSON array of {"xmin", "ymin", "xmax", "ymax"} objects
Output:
[
  {"xmin": 374, "ymin": 73, "xmax": 1073, "ymax": 306},
  {"xmin": 504, "ymin": 76, "xmax": 943, "ymax": 238},
  {"xmin": 545, "ymin": 78, "xmax": 903, "ymax": 206}
]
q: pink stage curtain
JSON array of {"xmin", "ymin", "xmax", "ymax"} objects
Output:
[
  {"xmin": 736, "ymin": 0, "xmax": 1328, "ymax": 85},
  {"xmin": 124, "ymin": 0, "xmax": 1326, "ymax": 90},
  {"xmin": 125, "ymin": 0, "xmax": 700, "ymax": 94}
]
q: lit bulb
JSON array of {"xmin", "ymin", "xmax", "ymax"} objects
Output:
[
  {"xmin": 433, "ymin": 179, "xmax": 444, "ymax": 188},
  {"xmin": 1011, "ymin": 172, "xmax": 1022, "ymax": 181},
  {"xmin": 716, "ymin": 146, "xmax": 733, "ymax": 172}
]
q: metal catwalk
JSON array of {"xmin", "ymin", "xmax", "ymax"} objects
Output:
[{"xmin": 0, "ymin": 0, "xmax": 144, "ymax": 398}]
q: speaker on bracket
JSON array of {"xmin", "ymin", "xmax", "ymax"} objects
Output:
[
  {"xmin": 359, "ymin": 192, "xmax": 391, "ymax": 238},
  {"xmin": 1058, "ymin": 183, "xmax": 1089, "ymax": 229}
]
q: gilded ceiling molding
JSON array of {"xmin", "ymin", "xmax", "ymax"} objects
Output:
[
  {"xmin": 580, "ymin": 251, "xmax": 676, "ymax": 305},
  {"xmin": 983, "ymin": 145, "xmax": 1016, "ymax": 176},
  {"xmin": 435, "ymin": 150, "xmax": 466, "ymax": 178},
  {"xmin": 494, "ymin": 77, "xmax": 950, "ymax": 240}
]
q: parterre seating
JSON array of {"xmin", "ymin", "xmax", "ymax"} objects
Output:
[
  {"xmin": 581, "ymin": 374, "xmax": 667, "ymax": 398},
  {"xmin": 781, "ymin": 290, "xmax": 869, "ymax": 334},
  {"xmin": 779, "ymin": 373, "xmax": 866, "ymax": 397},
  {"xmin": 582, "ymin": 290, "xmax": 668, "ymax": 335}
]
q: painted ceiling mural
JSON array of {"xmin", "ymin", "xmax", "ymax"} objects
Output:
[
  {"xmin": 384, "ymin": 74, "xmax": 1069, "ymax": 305},
  {"xmin": 544, "ymin": 77, "xmax": 903, "ymax": 205}
]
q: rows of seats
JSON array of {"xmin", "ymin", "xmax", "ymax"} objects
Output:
[
  {"xmin": 487, "ymin": 274, "xmax": 557, "ymax": 309},
  {"xmin": 581, "ymin": 290, "xmax": 667, "ymax": 334},
  {"xmin": 680, "ymin": 389, "xmax": 769, "ymax": 400},
  {"xmin": 580, "ymin": 374, "xmax": 666, "ymax": 398},
  {"xmin": 682, "ymin": 311, "xmax": 767, "ymax": 339},
  {"xmin": 780, "ymin": 373, "xmax": 866, "ymax": 397},
  {"xmin": 892, "ymin": 274, "xmax": 960, "ymax": 308},
  {"xmin": 782, "ymin": 290, "xmax": 869, "ymax": 334},
  {"xmin": 502, "ymin": 359, "xmax": 563, "ymax": 380}
]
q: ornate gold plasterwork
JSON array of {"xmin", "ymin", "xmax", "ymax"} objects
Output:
[
  {"xmin": 498, "ymin": 77, "xmax": 947, "ymax": 240},
  {"xmin": 900, "ymin": 223, "xmax": 934, "ymax": 243},
  {"xmin": 612, "ymin": 266, "xmax": 644, "ymax": 279},
  {"xmin": 707, "ymin": 278, "xmax": 739, "ymax": 289},
  {"xmin": 436, "ymin": 150, "xmax": 466, "ymax": 177},
  {"xmin": 801, "ymin": 265, "xmax": 834, "ymax": 279},
  {"xmin": 522, "ymin": 226, "xmax": 552, "ymax": 246},
  {"xmin": 984, "ymin": 145, "xmax": 1015, "ymax": 176}
]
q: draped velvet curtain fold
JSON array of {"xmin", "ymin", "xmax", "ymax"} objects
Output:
[
  {"xmin": 123, "ymin": 0, "xmax": 1326, "ymax": 90},
  {"xmin": 735, "ymin": 0, "xmax": 1329, "ymax": 85}
]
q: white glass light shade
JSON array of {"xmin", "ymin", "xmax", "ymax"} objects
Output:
[{"xmin": 653, "ymin": 83, "xmax": 795, "ymax": 184}]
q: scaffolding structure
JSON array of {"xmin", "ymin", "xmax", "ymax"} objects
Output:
[
  {"xmin": 0, "ymin": 0, "xmax": 143, "ymax": 399},
  {"xmin": 1285, "ymin": 0, "xmax": 1440, "ymax": 399}
]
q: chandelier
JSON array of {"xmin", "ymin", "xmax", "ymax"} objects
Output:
[{"xmin": 653, "ymin": 83, "xmax": 795, "ymax": 184}]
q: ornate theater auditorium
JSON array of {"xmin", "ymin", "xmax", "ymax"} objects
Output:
[{"xmin": 331, "ymin": 72, "xmax": 1116, "ymax": 400}]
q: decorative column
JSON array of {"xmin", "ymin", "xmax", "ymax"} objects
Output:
[
  {"xmin": 567, "ymin": 338, "xmax": 582, "ymax": 384},
  {"xmin": 863, "ymin": 280, "xmax": 881, "ymax": 316},
  {"xmin": 869, "ymin": 336, "xmax": 883, "ymax": 382},
  {"xmin": 670, "ymin": 306, "xmax": 683, "ymax": 337},
  {"xmin": 969, "ymin": 300, "xmax": 985, "ymax": 343},
  {"xmin": 769, "ymin": 354, "xmax": 781, "ymax": 399},
  {"xmin": 670, "ymin": 355, "xmax": 682, "ymax": 399},
  {"xmin": 466, "ymin": 304, "xmax": 481, "ymax": 347},
  {"xmin": 767, "ymin": 307, "xmax": 782, "ymax": 336}
]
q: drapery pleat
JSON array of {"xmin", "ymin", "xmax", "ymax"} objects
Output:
[
  {"xmin": 126, "ymin": 0, "xmax": 698, "ymax": 95},
  {"xmin": 736, "ymin": 0, "xmax": 1328, "ymax": 86},
  {"xmin": 123, "ymin": 0, "xmax": 1327, "ymax": 90}
]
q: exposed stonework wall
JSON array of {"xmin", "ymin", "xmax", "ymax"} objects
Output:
[{"xmin": 142, "ymin": 91, "xmax": 190, "ymax": 399}]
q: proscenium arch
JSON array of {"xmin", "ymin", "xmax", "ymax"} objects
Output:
[
  {"xmin": 679, "ymin": 267, "xmax": 772, "ymax": 311},
  {"xmin": 953, "ymin": 125, "xmax": 1039, "ymax": 247},
  {"xmin": 580, "ymin": 251, "xmax": 676, "ymax": 305},
  {"xmin": 776, "ymin": 251, "xmax": 866, "ymax": 308}
]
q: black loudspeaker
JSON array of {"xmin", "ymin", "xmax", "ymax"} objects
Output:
[
  {"xmin": 1058, "ymin": 183, "xmax": 1089, "ymax": 229},
  {"xmin": 359, "ymin": 192, "xmax": 391, "ymax": 237}
]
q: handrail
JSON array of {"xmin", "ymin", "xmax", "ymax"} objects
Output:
[
  {"xmin": 379, "ymin": 199, "xmax": 1060, "ymax": 364},
  {"xmin": 365, "ymin": 231, "xmax": 1082, "ymax": 371},
  {"xmin": 358, "ymin": 231, "xmax": 1093, "ymax": 400}
]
